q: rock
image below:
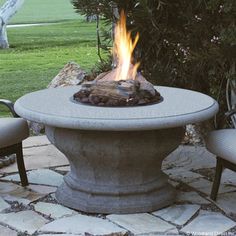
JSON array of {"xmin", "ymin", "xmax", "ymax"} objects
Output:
[
  {"xmin": 28, "ymin": 122, "xmax": 45, "ymax": 135},
  {"xmin": 182, "ymin": 124, "xmax": 202, "ymax": 145},
  {"xmin": 136, "ymin": 74, "xmax": 157, "ymax": 97},
  {"xmin": 30, "ymin": 62, "xmax": 87, "ymax": 134},
  {"xmin": 0, "ymin": 155, "xmax": 15, "ymax": 169},
  {"xmin": 48, "ymin": 61, "xmax": 86, "ymax": 88},
  {"xmin": 74, "ymin": 70, "xmax": 161, "ymax": 107}
]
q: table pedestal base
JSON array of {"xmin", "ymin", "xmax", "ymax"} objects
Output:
[{"xmin": 46, "ymin": 126, "xmax": 184, "ymax": 214}]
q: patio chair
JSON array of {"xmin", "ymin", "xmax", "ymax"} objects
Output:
[
  {"xmin": 206, "ymin": 79, "xmax": 236, "ymax": 201},
  {"xmin": 0, "ymin": 99, "xmax": 29, "ymax": 186}
]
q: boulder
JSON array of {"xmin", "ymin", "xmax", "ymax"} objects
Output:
[{"xmin": 47, "ymin": 61, "xmax": 86, "ymax": 88}]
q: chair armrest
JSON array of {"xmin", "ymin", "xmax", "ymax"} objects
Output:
[
  {"xmin": 0, "ymin": 99, "xmax": 19, "ymax": 118},
  {"xmin": 225, "ymin": 108, "xmax": 236, "ymax": 118}
]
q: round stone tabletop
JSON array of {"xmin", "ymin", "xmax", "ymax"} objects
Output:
[{"xmin": 14, "ymin": 86, "xmax": 219, "ymax": 131}]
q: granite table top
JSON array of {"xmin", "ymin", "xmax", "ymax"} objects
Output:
[{"xmin": 14, "ymin": 86, "xmax": 219, "ymax": 131}]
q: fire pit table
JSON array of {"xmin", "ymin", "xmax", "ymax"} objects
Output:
[{"xmin": 15, "ymin": 86, "xmax": 218, "ymax": 213}]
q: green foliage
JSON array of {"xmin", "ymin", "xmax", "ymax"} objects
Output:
[{"xmin": 72, "ymin": 0, "xmax": 236, "ymax": 126}]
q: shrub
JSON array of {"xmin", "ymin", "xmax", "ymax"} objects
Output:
[{"xmin": 72, "ymin": 0, "xmax": 236, "ymax": 126}]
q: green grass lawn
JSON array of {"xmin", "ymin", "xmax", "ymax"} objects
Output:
[
  {"xmin": 0, "ymin": 20, "xmax": 99, "ymax": 116},
  {"xmin": 0, "ymin": 0, "xmax": 83, "ymax": 24}
]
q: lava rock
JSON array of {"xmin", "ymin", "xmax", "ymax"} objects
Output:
[{"xmin": 73, "ymin": 70, "xmax": 161, "ymax": 107}]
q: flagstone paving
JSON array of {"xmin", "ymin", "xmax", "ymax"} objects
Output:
[
  {"xmin": 180, "ymin": 210, "xmax": 236, "ymax": 235},
  {"xmin": 39, "ymin": 234, "xmax": 83, "ymax": 236},
  {"xmin": 215, "ymin": 192, "xmax": 236, "ymax": 215},
  {"xmin": 0, "ymin": 145, "xmax": 68, "ymax": 174},
  {"xmin": 3, "ymin": 195, "xmax": 31, "ymax": 205},
  {"xmin": 0, "ymin": 181, "xmax": 44, "ymax": 204},
  {"xmin": 40, "ymin": 214, "xmax": 126, "ymax": 235},
  {"xmin": 176, "ymin": 191, "xmax": 210, "ymax": 205},
  {"xmin": 0, "ymin": 210, "xmax": 48, "ymax": 234},
  {"xmin": 163, "ymin": 145, "xmax": 217, "ymax": 170},
  {"xmin": 0, "ymin": 225, "xmax": 17, "ymax": 236},
  {"xmin": 23, "ymin": 135, "xmax": 51, "ymax": 148},
  {"xmin": 163, "ymin": 167, "xmax": 203, "ymax": 183},
  {"xmin": 2, "ymin": 169, "xmax": 64, "ymax": 187},
  {"xmin": 152, "ymin": 204, "xmax": 200, "ymax": 226},
  {"xmin": 107, "ymin": 213, "xmax": 178, "ymax": 234},
  {"xmin": 0, "ymin": 135, "xmax": 236, "ymax": 235},
  {"xmin": 33, "ymin": 202, "xmax": 77, "ymax": 219},
  {"xmin": 0, "ymin": 196, "xmax": 10, "ymax": 212},
  {"xmin": 27, "ymin": 184, "xmax": 57, "ymax": 195},
  {"xmin": 221, "ymin": 169, "xmax": 236, "ymax": 186},
  {"xmin": 186, "ymin": 177, "xmax": 236, "ymax": 195},
  {"xmin": 55, "ymin": 166, "xmax": 70, "ymax": 172}
]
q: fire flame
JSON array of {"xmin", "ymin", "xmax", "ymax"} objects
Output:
[{"xmin": 113, "ymin": 11, "xmax": 140, "ymax": 81}]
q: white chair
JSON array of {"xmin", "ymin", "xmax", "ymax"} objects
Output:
[
  {"xmin": 206, "ymin": 79, "xmax": 236, "ymax": 200},
  {"xmin": 0, "ymin": 99, "xmax": 29, "ymax": 186}
]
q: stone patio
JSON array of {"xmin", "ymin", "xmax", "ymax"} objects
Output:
[{"xmin": 0, "ymin": 136, "xmax": 236, "ymax": 235}]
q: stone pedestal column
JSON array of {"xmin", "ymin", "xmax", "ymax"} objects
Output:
[{"xmin": 46, "ymin": 126, "xmax": 184, "ymax": 214}]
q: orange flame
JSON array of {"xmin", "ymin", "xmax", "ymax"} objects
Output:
[{"xmin": 113, "ymin": 10, "xmax": 140, "ymax": 81}]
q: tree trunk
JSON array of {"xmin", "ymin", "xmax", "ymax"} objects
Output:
[
  {"xmin": 0, "ymin": 19, "xmax": 8, "ymax": 48},
  {"xmin": 0, "ymin": 0, "xmax": 24, "ymax": 48}
]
